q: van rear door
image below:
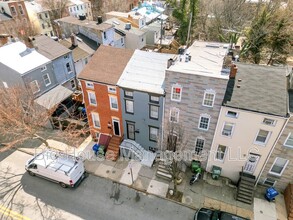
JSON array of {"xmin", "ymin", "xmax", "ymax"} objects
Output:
[{"xmin": 69, "ymin": 161, "xmax": 85, "ymax": 185}]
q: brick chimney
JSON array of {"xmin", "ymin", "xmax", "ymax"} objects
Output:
[{"xmin": 230, "ymin": 64, "xmax": 238, "ymax": 79}]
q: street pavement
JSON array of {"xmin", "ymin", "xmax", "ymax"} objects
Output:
[{"xmin": 0, "ymin": 150, "xmax": 196, "ymax": 220}]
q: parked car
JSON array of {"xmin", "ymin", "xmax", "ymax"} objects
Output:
[
  {"xmin": 194, "ymin": 208, "xmax": 249, "ymax": 220},
  {"xmin": 25, "ymin": 150, "xmax": 86, "ymax": 188}
]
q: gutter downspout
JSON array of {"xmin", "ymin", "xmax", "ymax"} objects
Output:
[
  {"xmin": 161, "ymin": 94, "xmax": 165, "ymax": 151},
  {"xmin": 255, "ymin": 115, "xmax": 290, "ymax": 186}
]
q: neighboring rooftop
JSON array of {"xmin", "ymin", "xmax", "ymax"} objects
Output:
[
  {"xmin": 59, "ymin": 39, "xmax": 90, "ymax": 62},
  {"xmin": 78, "ymin": 45, "xmax": 134, "ymax": 85},
  {"xmin": 117, "ymin": 50, "xmax": 174, "ymax": 95},
  {"xmin": 57, "ymin": 16, "xmax": 114, "ymax": 31},
  {"xmin": 32, "ymin": 35, "xmax": 71, "ymax": 60},
  {"xmin": 168, "ymin": 41, "xmax": 229, "ymax": 79},
  {"xmin": 0, "ymin": 41, "xmax": 50, "ymax": 74},
  {"xmin": 224, "ymin": 63, "xmax": 288, "ymax": 117},
  {"xmin": 104, "ymin": 18, "xmax": 145, "ymax": 36},
  {"xmin": 0, "ymin": 13, "xmax": 12, "ymax": 21}
]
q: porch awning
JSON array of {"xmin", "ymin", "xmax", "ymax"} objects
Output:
[{"xmin": 35, "ymin": 85, "xmax": 73, "ymax": 110}]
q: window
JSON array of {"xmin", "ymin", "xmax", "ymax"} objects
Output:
[
  {"xmin": 30, "ymin": 80, "xmax": 40, "ymax": 94},
  {"xmin": 74, "ymin": 7, "xmax": 76, "ymax": 11},
  {"xmin": 85, "ymin": 58, "xmax": 88, "ymax": 64},
  {"xmin": 226, "ymin": 110, "xmax": 238, "ymax": 118},
  {"xmin": 255, "ymin": 129, "xmax": 270, "ymax": 145},
  {"xmin": 45, "ymin": 13, "xmax": 48, "ymax": 18},
  {"xmin": 38, "ymin": 14, "xmax": 42, "ymax": 19},
  {"xmin": 216, "ymin": 145, "xmax": 227, "ymax": 161},
  {"xmin": 81, "ymin": 5, "xmax": 83, "ymax": 9},
  {"xmin": 103, "ymin": 32, "xmax": 107, "ymax": 40},
  {"xmin": 169, "ymin": 107, "xmax": 179, "ymax": 123},
  {"xmin": 40, "ymin": 66, "xmax": 47, "ymax": 72},
  {"xmin": 108, "ymin": 86, "xmax": 116, "ymax": 94},
  {"xmin": 110, "ymin": 96, "xmax": 118, "ymax": 110},
  {"xmin": 263, "ymin": 178, "xmax": 276, "ymax": 187},
  {"xmin": 91, "ymin": 112, "xmax": 100, "ymax": 128},
  {"xmin": 198, "ymin": 114, "xmax": 210, "ymax": 130},
  {"xmin": 171, "ymin": 84, "xmax": 182, "ymax": 101},
  {"xmin": 77, "ymin": 6, "xmax": 79, "ymax": 10},
  {"xmin": 149, "ymin": 126, "xmax": 159, "ymax": 142},
  {"xmin": 10, "ymin": 6, "xmax": 17, "ymax": 15},
  {"xmin": 125, "ymin": 90, "xmax": 133, "ymax": 98},
  {"xmin": 42, "ymin": 23, "xmax": 45, "ymax": 29},
  {"xmin": 64, "ymin": 55, "xmax": 69, "ymax": 59},
  {"xmin": 202, "ymin": 90, "xmax": 215, "ymax": 107},
  {"xmin": 195, "ymin": 138, "xmax": 205, "ymax": 155},
  {"xmin": 70, "ymin": 79, "xmax": 76, "ymax": 89},
  {"xmin": 222, "ymin": 122, "xmax": 234, "ymax": 137},
  {"xmin": 88, "ymin": 91, "xmax": 97, "ymax": 105},
  {"xmin": 3, "ymin": 82, "xmax": 8, "ymax": 88},
  {"xmin": 150, "ymin": 95, "xmax": 159, "ymax": 103},
  {"xmin": 86, "ymin": 81, "xmax": 94, "ymax": 89},
  {"xmin": 18, "ymin": 5, "xmax": 24, "ymax": 15},
  {"xmin": 150, "ymin": 105, "xmax": 159, "ymax": 120},
  {"xmin": 121, "ymin": 38, "xmax": 124, "ymax": 43},
  {"xmin": 66, "ymin": 63, "xmax": 72, "ymax": 73},
  {"xmin": 42, "ymin": 74, "xmax": 51, "ymax": 86},
  {"xmin": 284, "ymin": 133, "xmax": 293, "ymax": 148},
  {"xmin": 269, "ymin": 157, "xmax": 289, "ymax": 176},
  {"xmin": 125, "ymin": 100, "xmax": 134, "ymax": 114},
  {"xmin": 263, "ymin": 118, "xmax": 275, "ymax": 126}
]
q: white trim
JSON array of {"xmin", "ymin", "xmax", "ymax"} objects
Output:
[
  {"xmin": 202, "ymin": 89, "xmax": 216, "ymax": 107},
  {"xmin": 198, "ymin": 114, "xmax": 211, "ymax": 131},
  {"xmin": 169, "ymin": 107, "xmax": 179, "ymax": 123},
  {"xmin": 226, "ymin": 110, "xmax": 238, "ymax": 118},
  {"xmin": 91, "ymin": 112, "xmax": 101, "ymax": 128},
  {"xmin": 269, "ymin": 157, "xmax": 289, "ymax": 176},
  {"xmin": 40, "ymin": 65, "xmax": 47, "ymax": 72},
  {"xmin": 263, "ymin": 118, "xmax": 276, "ymax": 126},
  {"xmin": 254, "ymin": 129, "xmax": 270, "ymax": 146},
  {"xmin": 107, "ymin": 86, "xmax": 116, "ymax": 94},
  {"xmin": 112, "ymin": 118, "xmax": 121, "ymax": 136},
  {"xmin": 30, "ymin": 80, "xmax": 40, "ymax": 94},
  {"xmin": 283, "ymin": 133, "xmax": 293, "ymax": 148},
  {"xmin": 109, "ymin": 95, "xmax": 118, "ymax": 110},
  {"xmin": 263, "ymin": 178, "xmax": 276, "ymax": 187},
  {"xmin": 221, "ymin": 122, "xmax": 235, "ymax": 137},
  {"xmin": 42, "ymin": 73, "xmax": 51, "ymax": 86},
  {"xmin": 171, "ymin": 84, "xmax": 182, "ymax": 102},
  {"xmin": 215, "ymin": 144, "xmax": 227, "ymax": 162},
  {"xmin": 87, "ymin": 91, "xmax": 97, "ymax": 106},
  {"xmin": 195, "ymin": 137, "xmax": 205, "ymax": 154},
  {"xmin": 85, "ymin": 81, "xmax": 94, "ymax": 89}
]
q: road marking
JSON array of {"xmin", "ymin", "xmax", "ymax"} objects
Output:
[{"xmin": 0, "ymin": 205, "xmax": 30, "ymax": 220}]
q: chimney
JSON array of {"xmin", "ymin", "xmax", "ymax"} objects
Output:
[
  {"xmin": 167, "ymin": 58, "xmax": 173, "ymax": 69},
  {"xmin": 97, "ymin": 16, "xmax": 103, "ymax": 24},
  {"xmin": 70, "ymin": 33, "xmax": 78, "ymax": 47},
  {"xmin": 230, "ymin": 64, "xmax": 238, "ymax": 79}
]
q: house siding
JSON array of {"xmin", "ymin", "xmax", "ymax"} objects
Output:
[{"xmin": 163, "ymin": 70, "xmax": 228, "ymax": 169}]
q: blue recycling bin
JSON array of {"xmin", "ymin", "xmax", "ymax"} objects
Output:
[
  {"xmin": 92, "ymin": 143, "xmax": 100, "ymax": 156},
  {"xmin": 265, "ymin": 187, "xmax": 279, "ymax": 202}
]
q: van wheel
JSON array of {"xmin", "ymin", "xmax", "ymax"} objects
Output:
[
  {"xmin": 28, "ymin": 171, "xmax": 35, "ymax": 176},
  {"xmin": 59, "ymin": 182, "xmax": 67, "ymax": 188}
]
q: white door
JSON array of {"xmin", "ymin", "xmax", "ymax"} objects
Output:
[{"xmin": 243, "ymin": 154, "xmax": 260, "ymax": 174}]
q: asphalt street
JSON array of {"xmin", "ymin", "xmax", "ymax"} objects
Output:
[{"xmin": 0, "ymin": 150, "xmax": 196, "ymax": 220}]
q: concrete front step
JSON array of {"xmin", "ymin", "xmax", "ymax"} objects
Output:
[
  {"xmin": 157, "ymin": 167, "xmax": 171, "ymax": 175},
  {"xmin": 238, "ymin": 186, "xmax": 254, "ymax": 194},
  {"xmin": 237, "ymin": 190, "xmax": 253, "ymax": 198},
  {"xmin": 236, "ymin": 196, "xmax": 253, "ymax": 204},
  {"xmin": 156, "ymin": 171, "xmax": 172, "ymax": 180}
]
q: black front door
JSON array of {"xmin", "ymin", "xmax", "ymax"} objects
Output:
[
  {"xmin": 127, "ymin": 122, "xmax": 135, "ymax": 140},
  {"xmin": 113, "ymin": 120, "xmax": 120, "ymax": 136}
]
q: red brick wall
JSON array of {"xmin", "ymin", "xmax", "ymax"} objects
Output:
[{"xmin": 81, "ymin": 80, "xmax": 123, "ymax": 139}]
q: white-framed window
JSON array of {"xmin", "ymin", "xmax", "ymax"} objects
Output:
[
  {"xmin": 195, "ymin": 137, "xmax": 205, "ymax": 155},
  {"xmin": 216, "ymin": 145, "xmax": 227, "ymax": 161},
  {"xmin": 18, "ymin": 5, "xmax": 24, "ymax": 15},
  {"xmin": 125, "ymin": 100, "xmax": 134, "ymax": 114},
  {"xmin": 108, "ymin": 86, "xmax": 116, "ymax": 94},
  {"xmin": 263, "ymin": 118, "xmax": 276, "ymax": 126},
  {"xmin": 66, "ymin": 63, "xmax": 72, "ymax": 73},
  {"xmin": 30, "ymin": 80, "xmax": 40, "ymax": 94},
  {"xmin": 150, "ymin": 95, "xmax": 159, "ymax": 103},
  {"xmin": 42, "ymin": 73, "xmax": 51, "ymax": 86},
  {"xmin": 88, "ymin": 91, "xmax": 97, "ymax": 106},
  {"xmin": 149, "ymin": 126, "xmax": 159, "ymax": 142},
  {"xmin": 91, "ymin": 112, "xmax": 100, "ymax": 128},
  {"xmin": 125, "ymin": 90, "xmax": 133, "ymax": 98},
  {"xmin": 202, "ymin": 90, "xmax": 216, "ymax": 107},
  {"xmin": 269, "ymin": 157, "xmax": 289, "ymax": 176},
  {"xmin": 263, "ymin": 178, "xmax": 276, "ymax": 187},
  {"xmin": 171, "ymin": 84, "xmax": 182, "ymax": 102},
  {"xmin": 198, "ymin": 114, "xmax": 210, "ymax": 131},
  {"xmin": 10, "ymin": 6, "xmax": 17, "ymax": 15},
  {"xmin": 226, "ymin": 110, "xmax": 238, "ymax": 118},
  {"xmin": 150, "ymin": 105, "xmax": 159, "ymax": 120},
  {"xmin": 109, "ymin": 96, "xmax": 118, "ymax": 110},
  {"xmin": 255, "ymin": 129, "xmax": 270, "ymax": 145},
  {"xmin": 86, "ymin": 81, "xmax": 94, "ymax": 89},
  {"xmin": 284, "ymin": 133, "xmax": 293, "ymax": 148},
  {"xmin": 222, "ymin": 122, "xmax": 234, "ymax": 137},
  {"xmin": 169, "ymin": 107, "xmax": 179, "ymax": 123},
  {"xmin": 40, "ymin": 65, "xmax": 47, "ymax": 72}
]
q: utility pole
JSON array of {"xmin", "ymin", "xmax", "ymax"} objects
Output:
[{"xmin": 186, "ymin": 12, "xmax": 192, "ymax": 46}]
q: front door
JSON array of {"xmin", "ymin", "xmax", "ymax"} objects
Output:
[
  {"xmin": 126, "ymin": 122, "xmax": 135, "ymax": 140},
  {"xmin": 112, "ymin": 119, "xmax": 120, "ymax": 136},
  {"xmin": 243, "ymin": 154, "xmax": 260, "ymax": 174}
]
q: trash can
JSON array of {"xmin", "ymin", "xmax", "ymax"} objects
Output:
[
  {"xmin": 92, "ymin": 143, "xmax": 100, "ymax": 156},
  {"xmin": 211, "ymin": 166, "xmax": 222, "ymax": 180},
  {"xmin": 265, "ymin": 187, "xmax": 279, "ymax": 202},
  {"xmin": 191, "ymin": 160, "xmax": 201, "ymax": 173}
]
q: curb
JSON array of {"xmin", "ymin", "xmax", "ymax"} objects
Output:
[
  {"xmin": 85, "ymin": 169, "xmax": 198, "ymax": 211},
  {"xmin": 17, "ymin": 148, "xmax": 34, "ymax": 156}
]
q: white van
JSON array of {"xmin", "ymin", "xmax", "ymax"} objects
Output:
[{"xmin": 25, "ymin": 150, "xmax": 86, "ymax": 188}]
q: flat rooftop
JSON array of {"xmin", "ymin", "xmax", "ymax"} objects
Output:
[
  {"xmin": 224, "ymin": 63, "xmax": 288, "ymax": 117},
  {"xmin": 104, "ymin": 18, "xmax": 145, "ymax": 36},
  {"xmin": 117, "ymin": 50, "xmax": 174, "ymax": 95},
  {"xmin": 168, "ymin": 41, "xmax": 229, "ymax": 79}
]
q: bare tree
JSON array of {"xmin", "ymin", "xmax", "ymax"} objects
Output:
[{"xmin": 0, "ymin": 86, "xmax": 89, "ymax": 152}]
